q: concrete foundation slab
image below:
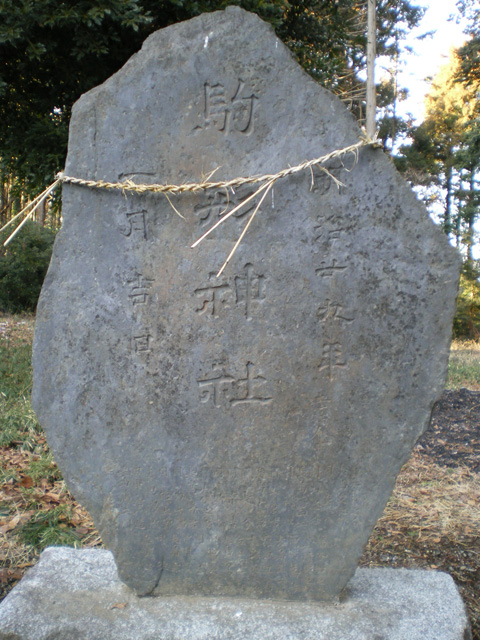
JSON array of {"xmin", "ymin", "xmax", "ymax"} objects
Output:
[{"xmin": 0, "ymin": 547, "xmax": 471, "ymax": 640}]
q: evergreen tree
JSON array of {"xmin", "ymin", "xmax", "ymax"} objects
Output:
[
  {"xmin": 398, "ymin": 49, "xmax": 479, "ymax": 260},
  {"xmin": 455, "ymin": 0, "xmax": 480, "ymax": 86},
  {"xmin": 0, "ymin": 0, "xmax": 423, "ymax": 201}
]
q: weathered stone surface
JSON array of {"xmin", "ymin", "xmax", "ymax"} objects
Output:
[
  {"xmin": 32, "ymin": 7, "xmax": 460, "ymax": 600},
  {"xmin": 0, "ymin": 548, "xmax": 471, "ymax": 640}
]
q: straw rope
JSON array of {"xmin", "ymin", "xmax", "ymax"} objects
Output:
[
  {"xmin": 0, "ymin": 176, "xmax": 63, "ymax": 246},
  {"xmin": 58, "ymin": 136, "xmax": 374, "ymax": 196},
  {"xmin": 2, "ymin": 134, "xmax": 377, "ymax": 273}
]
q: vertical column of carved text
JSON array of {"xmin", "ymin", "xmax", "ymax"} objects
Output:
[
  {"xmin": 314, "ymin": 210, "xmax": 354, "ymax": 380},
  {"xmin": 192, "ymin": 76, "xmax": 272, "ymax": 409},
  {"xmin": 120, "ymin": 209, "xmax": 155, "ymax": 355}
]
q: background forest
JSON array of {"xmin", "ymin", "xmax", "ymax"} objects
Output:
[{"xmin": 0, "ymin": 0, "xmax": 479, "ymax": 334}]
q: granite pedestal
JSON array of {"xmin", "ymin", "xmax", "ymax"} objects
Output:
[{"xmin": 0, "ymin": 548, "xmax": 471, "ymax": 640}]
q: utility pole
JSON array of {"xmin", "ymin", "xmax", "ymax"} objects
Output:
[{"xmin": 366, "ymin": 0, "xmax": 377, "ymax": 139}]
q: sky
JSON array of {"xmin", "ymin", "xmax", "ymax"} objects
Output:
[
  {"xmin": 376, "ymin": 0, "xmax": 474, "ymax": 251},
  {"xmin": 378, "ymin": 0, "xmax": 469, "ymax": 124}
]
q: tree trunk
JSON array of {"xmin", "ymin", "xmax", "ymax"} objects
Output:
[
  {"xmin": 366, "ymin": 0, "xmax": 376, "ymax": 139},
  {"xmin": 466, "ymin": 168, "xmax": 476, "ymax": 266},
  {"xmin": 444, "ymin": 161, "xmax": 453, "ymax": 239},
  {"xmin": 36, "ymin": 198, "xmax": 47, "ymax": 226}
]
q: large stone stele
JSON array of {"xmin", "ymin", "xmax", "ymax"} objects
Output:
[{"xmin": 32, "ymin": 7, "xmax": 460, "ymax": 601}]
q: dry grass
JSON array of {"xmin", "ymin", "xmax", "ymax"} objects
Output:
[
  {"xmin": 383, "ymin": 454, "xmax": 479, "ymax": 542},
  {"xmin": 451, "ymin": 340, "xmax": 480, "ymax": 351},
  {"xmin": 361, "ymin": 452, "xmax": 479, "ymax": 638},
  {"xmin": 0, "ymin": 314, "xmax": 35, "ymax": 344},
  {"xmin": 448, "ymin": 339, "xmax": 480, "ymax": 390}
]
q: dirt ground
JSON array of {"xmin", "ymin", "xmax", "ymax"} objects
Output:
[
  {"xmin": 360, "ymin": 387, "xmax": 480, "ymax": 638},
  {"xmin": 419, "ymin": 388, "xmax": 480, "ymax": 472}
]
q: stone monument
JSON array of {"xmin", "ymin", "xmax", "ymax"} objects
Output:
[{"xmin": 0, "ymin": 7, "xmax": 469, "ymax": 639}]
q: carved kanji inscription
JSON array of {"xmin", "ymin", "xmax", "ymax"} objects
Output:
[
  {"xmin": 193, "ymin": 263, "xmax": 265, "ymax": 320},
  {"xmin": 316, "ymin": 260, "xmax": 347, "ymax": 278},
  {"xmin": 133, "ymin": 333, "xmax": 152, "ymax": 353},
  {"xmin": 121, "ymin": 211, "xmax": 148, "ymax": 240},
  {"xmin": 128, "ymin": 274, "xmax": 154, "ymax": 305},
  {"xmin": 200, "ymin": 79, "xmax": 258, "ymax": 135},
  {"xmin": 198, "ymin": 364, "xmax": 235, "ymax": 408},
  {"xmin": 318, "ymin": 343, "xmax": 346, "ymax": 380},
  {"xmin": 197, "ymin": 361, "xmax": 271, "ymax": 408},
  {"xmin": 230, "ymin": 361, "xmax": 272, "ymax": 406},
  {"xmin": 193, "ymin": 188, "xmax": 255, "ymax": 226},
  {"xmin": 194, "ymin": 278, "xmax": 231, "ymax": 318},
  {"xmin": 317, "ymin": 299, "xmax": 354, "ymax": 326}
]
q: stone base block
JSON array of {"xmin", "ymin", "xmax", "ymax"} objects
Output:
[{"xmin": 0, "ymin": 547, "xmax": 471, "ymax": 640}]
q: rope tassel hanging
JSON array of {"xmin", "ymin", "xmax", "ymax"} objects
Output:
[{"xmin": 0, "ymin": 176, "xmax": 63, "ymax": 246}]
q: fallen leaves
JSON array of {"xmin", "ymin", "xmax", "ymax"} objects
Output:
[
  {"xmin": 0, "ymin": 316, "xmax": 36, "ymax": 347},
  {"xmin": 18, "ymin": 477, "xmax": 34, "ymax": 489},
  {"xmin": 0, "ymin": 568, "xmax": 23, "ymax": 584},
  {"xmin": 0, "ymin": 516, "xmax": 20, "ymax": 535},
  {"xmin": 0, "ymin": 436, "xmax": 103, "ymax": 600}
]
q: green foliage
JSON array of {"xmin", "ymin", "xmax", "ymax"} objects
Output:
[
  {"xmin": 453, "ymin": 267, "xmax": 480, "ymax": 339},
  {"xmin": 397, "ymin": 49, "xmax": 479, "ymax": 259},
  {"xmin": 277, "ymin": 0, "xmax": 423, "ymax": 126},
  {"xmin": 0, "ymin": 221, "xmax": 55, "ymax": 313},
  {"xmin": 0, "ymin": 0, "xmax": 152, "ymax": 193},
  {"xmin": 26, "ymin": 453, "xmax": 62, "ymax": 484},
  {"xmin": 0, "ymin": 393, "xmax": 40, "ymax": 451},
  {"xmin": 376, "ymin": 78, "xmax": 410, "ymax": 151},
  {"xmin": 394, "ymin": 123, "xmax": 441, "ymax": 187},
  {"xmin": 0, "ymin": 0, "xmax": 282, "ymax": 194},
  {"xmin": 0, "ymin": 0, "xmax": 424, "ymax": 193},
  {"xmin": 0, "ymin": 339, "xmax": 41, "ymax": 450},
  {"xmin": 447, "ymin": 344, "xmax": 480, "ymax": 389},
  {"xmin": 0, "ymin": 340, "xmax": 32, "ymax": 397},
  {"xmin": 456, "ymin": 37, "xmax": 480, "ymax": 87},
  {"xmin": 18, "ymin": 505, "xmax": 80, "ymax": 551},
  {"xmin": 0, "ymin": 467, "xmax": 18, "ymax": 485},
  {"xmin": 455, "ymin": 0, "xmax": 480, "ymax": 86}
]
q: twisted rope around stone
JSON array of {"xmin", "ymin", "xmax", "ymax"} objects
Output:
[
  {"xmin": 57, "ymin": 137, "xmax": 375, "ymax": 196},
  {"xmin": 2, "ymin": 134, "xmax": 377, "ymax": 272}
]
